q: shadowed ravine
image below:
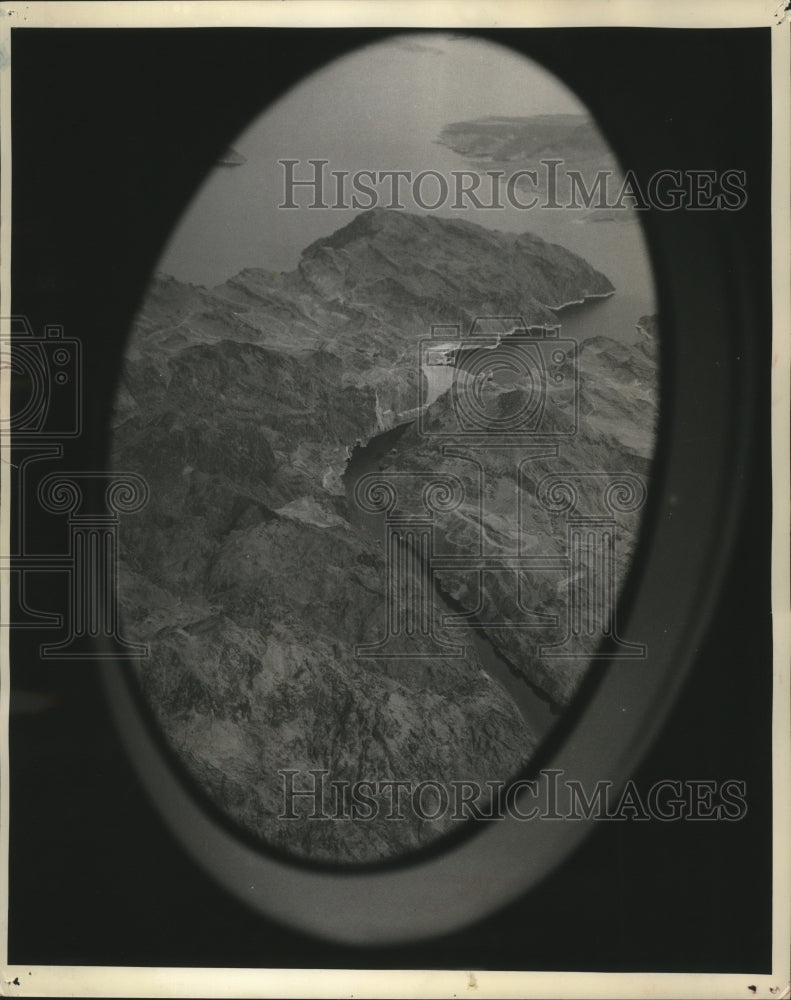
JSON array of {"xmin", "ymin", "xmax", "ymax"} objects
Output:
[{"xmin": 343, "ymin": 421, "xmax": 559, "ymax": 740}]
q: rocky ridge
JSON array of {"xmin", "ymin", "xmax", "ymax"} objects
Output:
[{"xmin": 112, "ymin": 210, "xmax": 655, "ymax": 863}]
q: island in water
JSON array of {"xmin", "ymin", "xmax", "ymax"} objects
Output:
[{"xmin": 438, "ymin": 114, "xmax": 637, "ymax": 219}]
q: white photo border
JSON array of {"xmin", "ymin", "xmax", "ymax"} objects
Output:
[{"xmin": 0, "ymin": 2, "xmax": 788, "ymax": 998}]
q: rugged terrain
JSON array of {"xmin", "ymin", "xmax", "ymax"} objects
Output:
[{"xmin": 112, "ymin": 209, "xmax": 657, "ymax": 864}]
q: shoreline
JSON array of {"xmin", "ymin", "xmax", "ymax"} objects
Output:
[{"xmin": 549, "ymin": 288, "xmax": 616, "ymax": 312}]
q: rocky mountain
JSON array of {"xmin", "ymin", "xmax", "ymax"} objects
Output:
[
  {"xmin": 111, "ymin": 209, "xmax": 656, "ymax": 864},
  {"xmin": 378, "ymin": 330, "xmax": 658, "ymax": 707},
  {"xmin": 636, "ymin": 313, "xmax": 659, "ymax": 340}
]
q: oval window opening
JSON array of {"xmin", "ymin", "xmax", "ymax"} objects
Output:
[{"xmin": 109, "ymin": 31, "xmax": 660, "ymax": 907}]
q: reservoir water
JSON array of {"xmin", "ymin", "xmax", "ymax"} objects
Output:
[{"xmin": 156, "ymin": 36, "xmax": 655, "ymax": 350}]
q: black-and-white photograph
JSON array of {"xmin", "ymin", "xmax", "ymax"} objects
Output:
[
  {"xmin": 113, "ymin": 31, "xmax": 660, "ymax": 866},
  {"xmin": 1, "ymin": 3, "xmax": 788, "ymax": 997}
]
